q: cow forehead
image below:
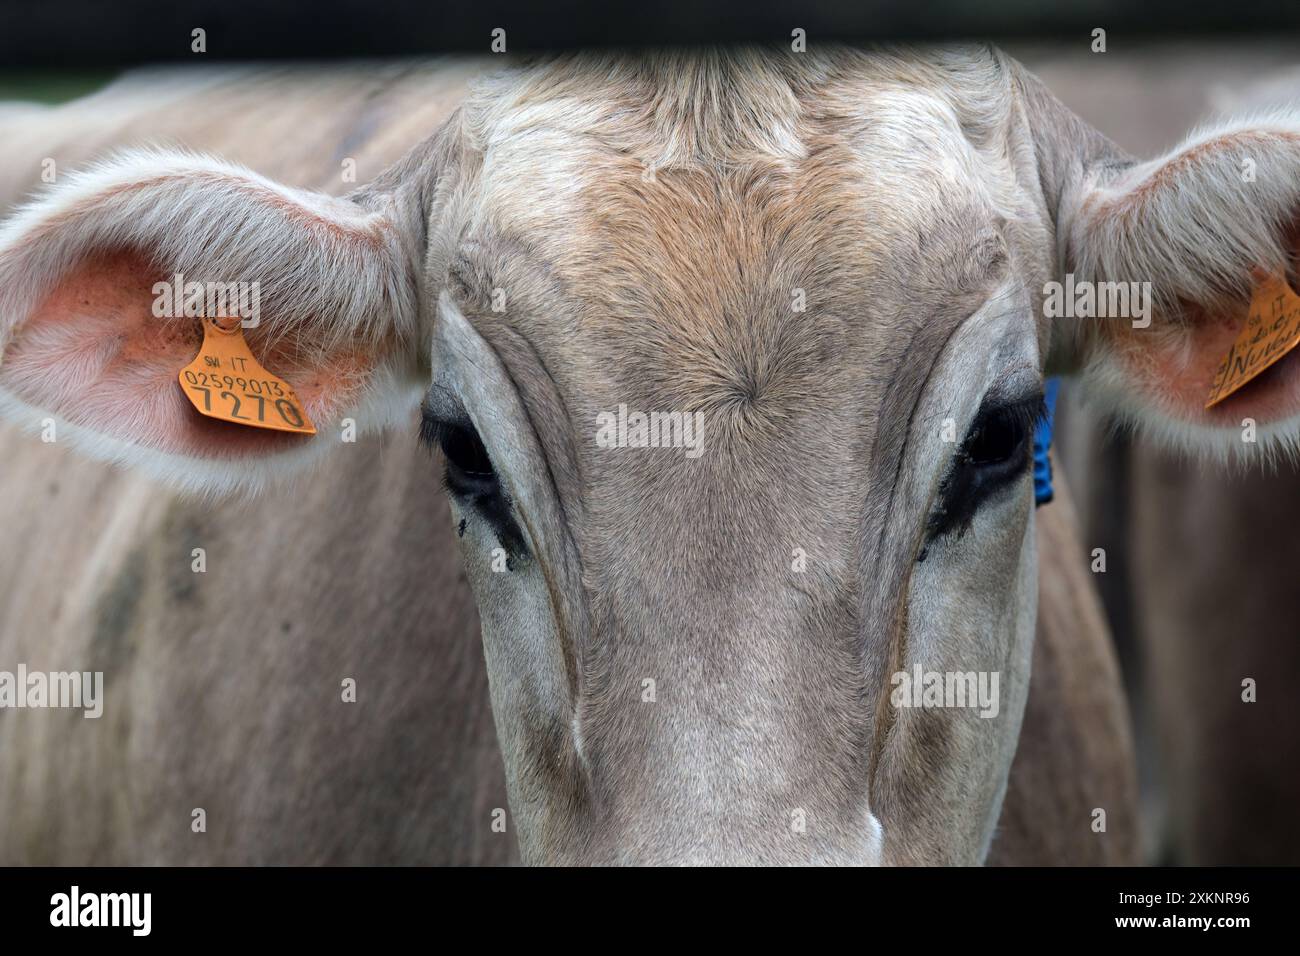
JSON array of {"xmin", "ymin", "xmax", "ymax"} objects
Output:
[
  {"xmin": 464, "ymin": 49, "xmax": 1014, "ymax": 265},
  {"xmin": 454, "ymin": 49, "xmax": 1022, "ymax": 381}
]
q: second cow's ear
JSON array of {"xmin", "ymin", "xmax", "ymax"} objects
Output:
[
  {"xmin": 0, "ymin": 147, "xmax": 434, "ymax": 493},
  {"xmin": 1022, "ymin": 67, "xmax": 1300, "ymax": 459}
]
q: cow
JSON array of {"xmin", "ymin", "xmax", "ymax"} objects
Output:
[{"xmin": 3, "ymin": 41, "xmax": 1288, "ymax": 865}]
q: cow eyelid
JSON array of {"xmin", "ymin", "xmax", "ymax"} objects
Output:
[
  {"xmin": 923, "ymin": 390, "xmax": 1046, "ymax": 548},
  {"xmin": 419, "ymin": 409, "xmax": 529, "ymax": 561},
  {"xmin": 419, "ymin": 413, "xmax": 495, "ymax": 479},
  {"xmin": 959, "ymin": 393, "xmax": 1046, "ymax": 461}
]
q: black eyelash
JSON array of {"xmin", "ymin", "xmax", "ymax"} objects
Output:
[
  {"xmin": 417, "ymin": 412, "xmax": 452, "ymax": 451},
  {"xmin": 967, "ymin": 395, "xmax": 1048, "ymax": 455},
  {"xmin": 419, "ymin": 411, "xmax": 528, "ymax": 565},
  {"xmin": 420, "ymin": 413, "xmax": 494, "ymax": 478},
  {"xmin": 923, "ymin": 392, "xmax": 1046, "ymax": 548}
]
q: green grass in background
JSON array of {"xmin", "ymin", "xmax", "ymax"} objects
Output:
[{"xmin": 0, "ymin": 71, "xmax": 118, "ymax": 104}]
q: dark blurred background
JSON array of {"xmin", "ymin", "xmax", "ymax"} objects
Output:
[{"xmin": 0, "ymin": 0, "xmax": 1298, "ymax": 65}]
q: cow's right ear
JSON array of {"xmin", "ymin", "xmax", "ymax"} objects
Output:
[{"xmin": 0, "ymin": 148, "xmax": 430, "ymax": 494}]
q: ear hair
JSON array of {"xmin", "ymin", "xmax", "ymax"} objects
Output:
[
  {"xmin": 1061, "ymin": 111, "xmax": 1300, "ymax": 468},
  {"xmin": 1016, "ymin": 62, "xmax": 1300, "ymax": 465},
  {"xmin": 1073, "ymin": 357, "xmax": 1300, "ymax": 470},
  {"xmin": 0, "ymin": 146, "xmax": 420, "ymax": 364},
  {"xmin": 1063, "ymin": 112, "xmax": 1300, "ymax": 321}
]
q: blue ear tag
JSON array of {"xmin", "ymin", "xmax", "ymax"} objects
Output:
[{"xmin": 1033, "ymin": 378, "xmax": 1060, "ymax": 507}]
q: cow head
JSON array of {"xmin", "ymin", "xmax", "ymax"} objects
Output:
[{"xmin": 2, "ymin": 47, "xmax": 1298, "ymax": 864}]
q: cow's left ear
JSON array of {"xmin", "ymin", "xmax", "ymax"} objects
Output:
[{"xmin": 1032, "ymin": 80, "xmax": 1300, "ymax": 458}]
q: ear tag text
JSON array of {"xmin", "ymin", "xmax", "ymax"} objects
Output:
[
  {"xmin": 1206, "ymin": 271, "xmax": 1300, "ymax": 409},
  {"xmin": 178, "ymin": 317, "xmax": 316, "ymax": 434}
]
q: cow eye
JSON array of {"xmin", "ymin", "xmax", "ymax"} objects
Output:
[
  {"xmin": 964, "ymin": 402, "xmax": 1033, "ymax": 467},
  {"xmin": 419, "ymin": 414, "xmax": 498, "ymax": 497},
  {"xmin": 419, "ymin": 410, "xmax": 528, "ymax": 561},
  {"xmin": 923, "ymin": 392, "xmax": 1045, "ymax": 547}
]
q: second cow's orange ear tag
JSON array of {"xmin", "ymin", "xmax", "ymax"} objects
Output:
[
  {"xmin": 178, "ymin": 317, "xmax": 316, "ymax": 434},
  {"xmin": 1206, "ymin": 272, "xmax": 1300, "ymax": 409}
]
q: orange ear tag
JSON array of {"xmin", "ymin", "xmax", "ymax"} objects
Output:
[
  {"xmin": 178, "ymin": 317, "xmax": 316, "ymax": 434},
  {"xmin": 1205, "ymin": 272, "xmax": 1300, "ymax": 409}
]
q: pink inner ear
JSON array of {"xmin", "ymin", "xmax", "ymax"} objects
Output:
[
  {"xmin": 1, "ymin": 250, "xmax": 376, "ymax": 459},
  {"xmin": 1107, "ymin": 294, "xmax": 1300, "ymax": 428}
]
